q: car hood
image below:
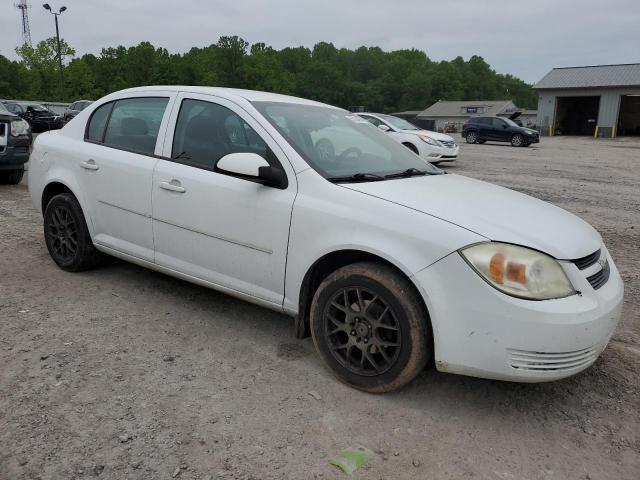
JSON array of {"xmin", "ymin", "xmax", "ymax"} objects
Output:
[
  {"xmin": 341, "ymin": 174, "xmax": 601, "ymax": 259},
  {"xmin": 400, "ymin": 129, "xmax": 454, "ymax": 142}
]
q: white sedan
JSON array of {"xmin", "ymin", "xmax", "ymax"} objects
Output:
[
  {"xmin": 29, "ymin": 86, "xmax": 623, "ymax": 392},
  {"xmin": 357, "ymin": 112, "xmax": 459, "ymax": 164}
]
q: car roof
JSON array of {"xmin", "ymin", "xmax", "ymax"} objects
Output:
[{"xmin": 113, "ymin": 86, "xmax": 337, "ymax": 109}]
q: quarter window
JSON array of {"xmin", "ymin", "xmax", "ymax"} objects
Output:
[
  {"xmin": 171, "ymin": 99, "xmax": 270, "ymax": 170},
  {"xmin": 103, "ymin": 97, "xmax": 169, "ymax": 155},
  {"xmin": 86, "ymin": 102, "xmax": 113, "ymax": 142}
]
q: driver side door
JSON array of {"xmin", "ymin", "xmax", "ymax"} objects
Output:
[{"xmin": 152, "ymin": 93, "xmax": 297, "ymax": 307}]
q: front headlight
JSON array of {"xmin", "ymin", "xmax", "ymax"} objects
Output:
[
  {"xmin": 11, "ymin": 119, "xmax": 30, "ymax": 136},
  {"xmin": 460, "ymin": 242, "xmax": 575, "ymax": 300},
  {"xmin": 419, "ymin": 135, "xmax": 439, "ymax": 146}
]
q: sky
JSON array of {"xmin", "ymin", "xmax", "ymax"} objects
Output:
[{"xmin": 1, "ymin": 0, "xmax": 639, "ymax": 84}]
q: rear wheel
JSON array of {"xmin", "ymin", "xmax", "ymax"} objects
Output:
[
  {"xmin": 0, "ymin": 167, "xmax": 24, "ymax": 185},
  {"xmin": 43, "ymin": 193, "xmax": 103, "ymax": 272},
  {"xmin": 511, "ymin": 134, "xmax": 524, "ymax": 147},
  {"xmin": 465, "ymin": 131, "xmax": 478, "ymax": 144},
  {"xmin": 310, "ymin": 262, "xmax": 431, "ymax": 392}
]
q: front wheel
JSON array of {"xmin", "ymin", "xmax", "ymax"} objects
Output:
[
  {"xmin": 43, "ymin": 193, "xmax": 104, "ymax": 272},
  {"xmin": 465, "ymin": 131, "xmax": 478, "ymax": 144},
  {"xmin": 0, "ymin": 167, "xmax": 24, "ymax": 185},
  {"xmin": 310, "ymin": 262, "xmax": 431, "ymax": 392},
  {"xmin": 511, "ymin": 134, "xmax": 524, "ymax": 147}
]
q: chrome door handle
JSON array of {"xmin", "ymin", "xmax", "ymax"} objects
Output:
[
  {"xmin": 81, "ymin": 159, "xmax": 99, "ymax": 171},
  {"xmin": 159, "ymin": 180, "xmax": 186, "ymax": 193}
]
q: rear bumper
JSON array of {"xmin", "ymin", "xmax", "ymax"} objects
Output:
[{"xmin": 414, "ymin": 246, "xmax": 623, "ymax": 382}]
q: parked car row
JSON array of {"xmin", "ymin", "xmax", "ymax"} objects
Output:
[{"xmin": 28, "ymin": 86, "xmax": 622, "ymax": 392}]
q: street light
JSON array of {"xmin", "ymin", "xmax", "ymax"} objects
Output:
[{"xmin": 42, "ymin": 3, "xmax": 67, "ymax": 98}]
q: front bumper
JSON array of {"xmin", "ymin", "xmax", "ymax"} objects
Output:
[
  {"xmin": 0, "ymin": 124, "xmax": 30, "ymax": 169},
  {"xmin": 420, "ymin": 144, "xmax": 459, "ymax": 162},
  {"xmin": 414, "ymin": 245, "xmax": 623, "ymax": 382}
]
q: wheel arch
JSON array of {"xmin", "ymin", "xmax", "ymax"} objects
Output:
[
  {"xmin": 294, "ymin": 248, "xmax": 432, "ymax": 347},
  {"xmin": 40, "ymin": 178, "xmax": 95, "ymax": 237}
]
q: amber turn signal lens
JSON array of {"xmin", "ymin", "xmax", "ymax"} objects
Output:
[{"xmin": 489, "ymin": 253, "xmax": 505, "ymax": 284}]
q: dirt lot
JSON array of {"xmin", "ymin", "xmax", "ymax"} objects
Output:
[{"xmin": 1, "ymin": 136, "xmax": 638, "ymax": 480}]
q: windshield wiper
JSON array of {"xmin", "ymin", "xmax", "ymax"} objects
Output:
[
  {"xmin": 384, "ymin": 168, "xmax": 428, "ymax": 179},
  {"xmin": 327, "ymin": 172, "xmax": 387, "ymax": 183}
]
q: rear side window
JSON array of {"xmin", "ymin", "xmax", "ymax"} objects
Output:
[
  {"xmin": 103, "ymin": 97, "xmax": 169, "ymax": 155},
  {"xmin": 86, "ymin": 103, "xmax": 113, "ymax": 142}
]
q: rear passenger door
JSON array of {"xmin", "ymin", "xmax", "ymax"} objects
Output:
[{"xmin": 80, "ymin": 94, "xmax": 174, "ymax": 261}]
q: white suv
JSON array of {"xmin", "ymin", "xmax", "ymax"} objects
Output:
[
  {"xmin": 29, "ymin": 86, "xmax": 623, "ymax": 392},
  {"xmin": 357, "ymin": 113, "xmax": 459, "ymax": 164}
]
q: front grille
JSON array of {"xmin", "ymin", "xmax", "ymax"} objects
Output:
[
  {"xmin": 572, "ymin": 249, "xmax": 601, "ymax": 270},
  {"xmin": 0, "ymin": 122, "xmax": 6, "ymax": 136},
  {"xmin": 508, "ymin": 346, "xmax": 599, "ymax": 372},
  {"xmin": 439, "ymin": 140, "xmax": 456, "ymax": 148},
  {"xmin": 587, "ymin": 259, "xmax": 610, "ymax": 290}
]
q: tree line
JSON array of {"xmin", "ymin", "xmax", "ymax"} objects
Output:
[{"xmin": 0, "ymin": 36, "xmax": 538, "ymax": 112}]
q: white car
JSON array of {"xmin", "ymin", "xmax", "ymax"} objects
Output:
[
  {"xmin": 29, "ymin": 86, "xmax": 623, "ymax": 392},
  {"xmin": 357, "ymin": 112, "xmax": 459, "ymax": 164}
]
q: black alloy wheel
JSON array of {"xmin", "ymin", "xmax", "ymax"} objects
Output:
[{"xmin": 323, "ymin": 286, "xmax": 401, "ymax": 376}]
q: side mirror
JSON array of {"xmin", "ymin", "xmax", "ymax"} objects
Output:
[
  {"xmin": 216, "ymin": 152, "xmax": 287, "ymax": 189},
  {"xmin": 378, "ymin": 124, "xmax": 391, "ymax": 132}
]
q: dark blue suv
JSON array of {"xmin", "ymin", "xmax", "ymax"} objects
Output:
[{"xmin": 462, "ymin": 116, "xmax": 540, "ymax": 147}]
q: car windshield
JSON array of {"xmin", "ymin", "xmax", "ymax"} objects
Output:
[
  {"xmin": 503, "ymin": 118, "xmax": 520, "ymax": 127},
  {"xmin": 0, "ymin": 103, "xmax": 9, "ymax": 114},
  {"xmin": 379, "ymin": 114, "xmax": 421, "ymax": 131},
  {"xmin": 252, "ymin": 102, "xmax": 441, "ymax": 180},
  {"xmin": 29, "ymin": 104, "xmax": 48, "ymax": 112}
]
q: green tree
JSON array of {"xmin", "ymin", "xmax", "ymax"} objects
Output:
[{"xmin": 16, "ymin": 37, "xmax": 75, "ymax": 100}]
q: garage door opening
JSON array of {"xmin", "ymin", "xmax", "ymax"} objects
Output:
[
  {"xmin": 617, "ymin": 95, "xmax": 640, "ymax": 136},
  {"xmin": 555, "ymin": 96, "xmax": 600, "ymax": 135}
]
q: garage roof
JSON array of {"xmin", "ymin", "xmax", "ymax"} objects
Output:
[
  {"xmin": 417, "ymin": 100, "xmax": 517, "ymax": 118},
  {"xmin": 535, "ymin": 63, "xmax": 640, "ymax": 89}
]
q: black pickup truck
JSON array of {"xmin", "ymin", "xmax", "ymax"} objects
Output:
[{"xmin": 0, "ymin": 103, "xmax": 33, "ymax": 184}]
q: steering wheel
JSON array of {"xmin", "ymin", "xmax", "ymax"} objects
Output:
[
  {"xmin": 315, "ymin": 138, "xmax": 335, "ymax": 163},
  {"xmin": 338, "ymin": 147, "xmax": 362, "ymax": 162}
]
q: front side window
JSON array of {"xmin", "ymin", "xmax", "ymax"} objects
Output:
[
  {"xmin": 492, "ymin": 118, "xmax": 506, "ymax": 128},
  {"xmin": 253, "ymin": 102, "xmax": 442, "ymax": 179},
  {"xmin": 379, "ymin": 114, "xmax": 420, "ymax": 131},
  {"xmin": 171, "ymin": 99, "xmax": 270, "ymax": 171},
  {"xmin": 103, "ymin": 97, "xmax": 169, "ymax": 155},
  {"xmin": 360, "ymin": 115, "xmax": 382, "ymax": 127}
]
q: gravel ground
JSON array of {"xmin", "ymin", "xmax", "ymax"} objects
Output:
[{"xmin": 1, "ymin": 136, "xmax": 638, "ymax": 480}]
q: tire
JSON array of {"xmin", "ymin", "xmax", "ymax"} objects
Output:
[
  {"xmin": 511, "ymin": 134, "xmax": 524, "ymax": 147},
  {"xmin": 310, "ymin": 262, "xmax": 431, "ymax": 393},
  {"xmin": 43, "ymin": 193, "xmax": 103, "ymax": 272},
  {"xmin": 465, "ymin": 131, "xmax": 478, "ymax": 144},
  {"xmin": 0, "ymin": 167, "xmax": 24, "ymax": 185},
  {"xmin": 402, "ymin": 143, "xmax": 419, "ymax": 155}
]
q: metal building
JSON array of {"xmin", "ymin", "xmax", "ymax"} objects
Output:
[{"xmin": 535, "ymin": 63, "xmax": 640, "ymax": 137}]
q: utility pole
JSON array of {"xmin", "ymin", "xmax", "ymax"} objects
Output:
[{"xmin": 43, "ymin": 3, "xmax": 67, "ymax": 99}]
